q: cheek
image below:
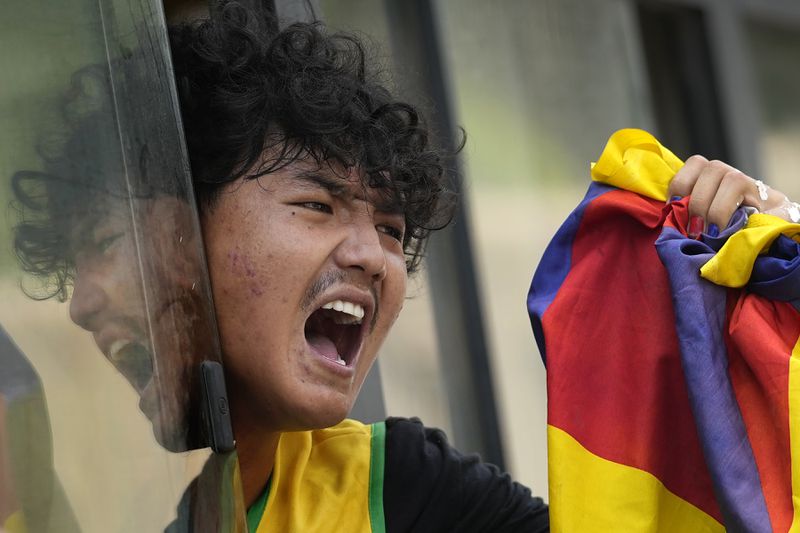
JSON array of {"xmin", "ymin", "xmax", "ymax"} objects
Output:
[
  {"xmin": 384, "ymin": 257, "xmax": 408, "ymax": 320},
  {"xmin": 225, "ymin": 248, "xmax": 269, "ymax": 297},
  {"xmin": 366, "ymin": 256, "xmax": 407, "ymax": 351},
  {"xmin": 104, "ymin": 246, "xmax": 146, "ymax": 304},
  {"xmin": 208, "ymin": 227, "xmax": 317, "ymax": 355},
  {"xmin": 215, "ymin": 248, "xmax": 284, "ymax": 324}
]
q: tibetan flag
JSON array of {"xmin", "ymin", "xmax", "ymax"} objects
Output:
[{"xmin": 527, "ymin": 129, "xmax": 800, "ymax": 532}]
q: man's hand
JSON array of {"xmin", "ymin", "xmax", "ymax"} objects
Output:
[{"xmin": 667, "ymin": 155, "xmax": 799, "ymax": 238}]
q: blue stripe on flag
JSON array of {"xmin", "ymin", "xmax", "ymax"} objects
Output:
[
  {"xmin": 527, "ymin": 182, "xmax": 614, "ymax": 365},
  {"xmin": 656, "ymin": 226, "xmax": 771, "ymax": 532}
]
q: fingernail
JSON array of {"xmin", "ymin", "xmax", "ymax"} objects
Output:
[
  {"xmin": 669, "ymin": 195, "xmax": 682, "ymax": 203},
  {"xmin": 688, "ymin": 215, "xmax": 704, "ymax": 239},
  {"xmin": 708, "ymin": 223, "xmax": 719, "ymax": 238}
]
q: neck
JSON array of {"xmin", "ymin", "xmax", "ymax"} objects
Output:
[{"xmin": 235, "ymin": 427, "xmax": 281, "ymax": 508}]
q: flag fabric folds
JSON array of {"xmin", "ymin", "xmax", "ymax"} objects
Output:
[{"xmin": 528, "ymin": 129, "xmax": 800, "ymax": 532}]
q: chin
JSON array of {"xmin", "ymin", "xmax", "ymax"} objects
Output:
[
  {"xmin": 141, "ymin": 385, "xmax": 196, "ymax": 452},
  {"xmin": 317, "ymin": 408, "xmax": 350, "ymax": 429},
  {"xmin": 290, "ymin": 394, "xmax": 354, "ymax": 431},
  {"xmin": 150, "ymin": 413, "xmax": 191, "ymax": 452}
]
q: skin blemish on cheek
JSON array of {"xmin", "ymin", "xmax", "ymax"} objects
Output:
[
  {"xmin": 230, "ymin": 248, "xmax": 259, "ymax": 278},
  {"xmin": 242, "ymin": 255, "xmax": 257, "ymax": 278},
  {"xmin": 250, "ymin": 286, "xmax": 264, "ymax": 296}
]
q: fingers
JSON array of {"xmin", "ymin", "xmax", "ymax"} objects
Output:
[
  {"xmin": 702, "ymin": 169, "xmax": 761, "ymax": 230},
  {"xmin": 667, "ymin": 154, "xmax": 709, "ymax": 200},
  {"xmin": 668, "ymin": 155, "xmax": 767, "ymax": 237},
  {"xmin": 669, "ymin": 154, "xmax": 799, "ymax": 233},
  {"xmin": 685, "ymin": 161, "xmax": 729, "ymax": 224}
]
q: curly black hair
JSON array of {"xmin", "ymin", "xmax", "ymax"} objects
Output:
[
  {"xmin": 13, "ymin": 64, "xmax": 133, "ymax": 300},
  {"xmin": 12, "ymin": 59, "xmax": 181, "ymax": 301},
  {"xmin": 169, "ymin": 2, "xmax": 455, "ymax": 272},
  {"xmin": 12, "ymin": 1, "xmax": 456, "ymax": 300}
]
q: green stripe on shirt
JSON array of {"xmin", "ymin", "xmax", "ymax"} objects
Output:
[
  {"xmin": 246, "ymin": 476, "xmax": 271, "ymax": 532},
  {"xmin": 369, "ymin": 421, "xmax": 387, "ymax": 533}
]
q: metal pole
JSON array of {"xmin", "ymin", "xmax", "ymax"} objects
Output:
[{"xmin": 384, "ymin": 0, "xmax": 506, "ymax": 468}]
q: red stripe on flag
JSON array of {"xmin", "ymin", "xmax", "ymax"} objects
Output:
[
  {"xmin": 727, "ymin": 297, "xmax": 800, "ymax": 532},
  {"xmin": 546, "ymin": 189, "xmax": 722, "ymax": 521}
]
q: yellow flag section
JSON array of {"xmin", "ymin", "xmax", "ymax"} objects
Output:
[
  {"xmin": 548, "ymin": 426, "xmax": 724, "ymax": 533},
  {"xmin": 253, "ymin": 419, "xmax": 384, "ymax": 533},
  {"xmin": 590, "ymin": 128, "xmax": 683, "ymax": 202},
  {"xmin": 791, "ymin": 335, "xmax": 800, "ymax": 533},
  {"xmin": 700, "ymin": 214, "xmax": 800, "ymax": 287}
]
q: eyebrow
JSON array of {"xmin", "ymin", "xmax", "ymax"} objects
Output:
[
  {"xmin": 290, "ymin": 171, "xmax": 403, "ymax": 215},
  {"xmin": 291, "ymin": 171, "xmax": 351, "ymax": 198}
]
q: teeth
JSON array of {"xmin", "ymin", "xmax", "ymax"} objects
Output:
[
  {"xmin": 321, "ymin": 300, "xmax": 365, "ymax": 324},
  {"xmin": 335, "ymin": 357, "xmax": 347, "ymax": 366},
  {"xmin": 108, "ymin": 339, "xmax": 132, "ymax": 361}
]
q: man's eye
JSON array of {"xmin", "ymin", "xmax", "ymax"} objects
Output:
[
  {"xmin": 95, "ymin": 233, "xmax": 123, "ymax": 253},
  {"xmin": 299, "ymin": 202, "xmax": 332, "ymax": 213},
  {"xmin": 378, "ymin": 224, "xmax": 404, "ymax": 242}
]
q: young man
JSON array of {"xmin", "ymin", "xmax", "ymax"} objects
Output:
[{"xmin": 166, "ymin": 4, "xmax": 553, "ymax": 530}]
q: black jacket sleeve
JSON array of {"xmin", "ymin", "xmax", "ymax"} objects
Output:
[{"xmin": 383, "ymin": 417, "xmax": 549, "ymax": 533}]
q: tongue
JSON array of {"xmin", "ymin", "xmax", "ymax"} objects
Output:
[{"xmin": 307, "ymin": 332, "xmax": 340, "ymax": 361}]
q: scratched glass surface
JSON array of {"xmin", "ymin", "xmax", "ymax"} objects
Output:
[{"xmin": 0, "ymin": 1, "xmax": 244, "ymax": 531}]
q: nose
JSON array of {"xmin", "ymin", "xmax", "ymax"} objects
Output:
[
  {"xmin": 333, "ymin": 221, "xmax": 388, "ymax": 282},
  {"xmin": 69, "ymin": 268, "xmax": 109, "ymax": 331}
]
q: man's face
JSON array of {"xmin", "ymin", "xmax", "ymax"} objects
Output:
[
  {"xmin": 201, "ymin": 160, "xmax": 408, "ymax": 433},
  {"xmin": 68, "ymin": 196, "xmax": 208, "ymax": 451}
]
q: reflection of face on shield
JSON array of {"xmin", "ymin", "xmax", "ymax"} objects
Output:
[
  {"xmin": 64, "ymin": 196, "xmax": 210, "ymax": 451},
  {"xmin": 11, "ymin": 64, "xmax": 219, "ymax": 453}
]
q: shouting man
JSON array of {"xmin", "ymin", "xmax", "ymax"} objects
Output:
[{"xmin": 166, "ymin": 3, "xmax": 551, "ymax": 530}]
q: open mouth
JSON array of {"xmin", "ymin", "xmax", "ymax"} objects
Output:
[
  {"xmin": 304, "ymin": 299, "xmax": 366, "ymax": 367},
  {"xmin": 107, "ymin": 339, "xmax": 155, "ymax": 393}
]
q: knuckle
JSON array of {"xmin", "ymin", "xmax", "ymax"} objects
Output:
[
  {"xmin": 721, "ymin": 170, "xmax": 746, "ymax": 185},
  {"xmin": 687, "ymin": 154, "xmax": 708, "ymax": 165},
  {"xmin": 732, "ymin": 172, "xmax": 756, "ymax": 194},
  {"xmin": 708, "ymin": 160, "xmax": 729, "ymax": 172}
]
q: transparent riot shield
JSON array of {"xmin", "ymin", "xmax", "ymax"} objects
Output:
[{"xmin": 0, "ymin": 1, "xmax": 246, "ymax": 531}]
